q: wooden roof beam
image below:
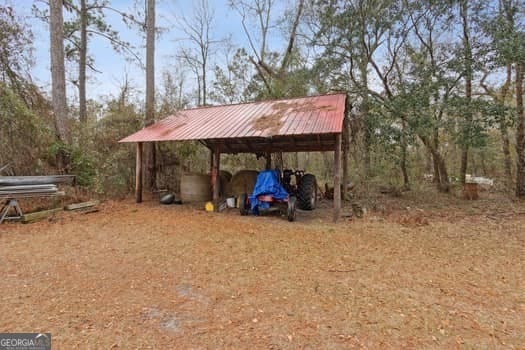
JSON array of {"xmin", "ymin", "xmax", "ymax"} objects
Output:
[{"xmin": 241, "ymin": 139, "xmax": 256, "ymax": 153}]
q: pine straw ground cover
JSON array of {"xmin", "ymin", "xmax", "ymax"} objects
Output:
[{"xmin": 0, "ymin": 193, "xmax": 524, "ymax": 349}]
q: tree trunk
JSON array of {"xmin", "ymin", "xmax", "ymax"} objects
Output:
[
  {"xmin": 432, "ymin": 128, "xmax": 440, "ymax": 183},
  {"xmin": 145, "ymin": 0, "xmax": 156, "ymax": 191},
  {"xmin": 432, "ymin": 154, "xmax": 440, "ymax": 183},
  {"xmin": 79, "ymin": 0, "xmax": 87, "ymax": 126},
  {"xmin": 136, "ymin": 142, "xmax": 143, "ymax": 203},
  {"xmin": 500, "ymin": 122, "xmax": 513, "ymax": 184},
  {"xmin": 361, "ymin": 116, "xmax": 371, "ymax": 179},
  {"xmin": 515, "ymin": 62, "xmax": 525, "ymax": 196},
  {"xmin": 49, "ymin": 0, "xmax": 69, "ymax": 171},
  {"xmin": 147, "ymin": 143, "xmax": 156, "ymax": 190},
  {"xmin": 333, "ymin": 133, "xmax": 342, "ymax": 222},
  {"xmin": 400, "ymin": 120, "xmax": 409, "ymax": 190},
  {"xmin": 400, "ymin": 142, "xmax": 409, "ymax": 190},
  {"xmin": 500, "ymin": 63, "xmax": 513, "ymax": 186},
  {"xmin": 202, "ymin": 61, "xmax": 206, "ymax": 106},
  {"xmin": 480, "ymin": 151, "xmax": 488, "ymax": 176},
  {"xmin": 196, "ymin": 73, "xmax": 201, "ymax": 105},
  {"xmin": 459, "ymin": 0, "xmax": 472, "ymax": 185},
  {"xmin": 145, "ymin": 0, "xmax": 155, "ymax": 126},
  {"xmin": 425, "ymin": 148, "xmax": 433, "ymax": 175},
  {"xmin": 342, "ymin": 116, "xmax": 350, "ymax": 199},
  {"xmin": 460, "ymin": 146, "xmax": 468, "ymax": 182},
  {"xmin": 437, "ymin": 154, "xmax": 450, "ymax": 192},
  {"xmin": 359, "ymin": 59, "xmax": 372, "ymax": 178},
  {"xmin": 421, "ymin": 135, "xmax": 449, "ymax": 192}
]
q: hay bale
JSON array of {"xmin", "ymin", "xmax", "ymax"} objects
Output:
[
  {"xmin": 230, "ymin": 170, "xmax": 259, "ymax": 196},
  {"xmin": 219, "ymin": 170, "xmax": 232, "ymax": 197},
  {"xmin": 220, "ymin": 170, "xmax": 232, "ymax": 182}
]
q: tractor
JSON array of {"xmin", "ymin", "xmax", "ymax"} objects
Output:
[{"xmin": 239, "ymin": 168, "xmax": 318, "ymax": 221}]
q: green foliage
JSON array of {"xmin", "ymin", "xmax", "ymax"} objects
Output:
[
  {"xmin": 0, "ymin": 83, "xmax": 53, "ymax": 174},
  {"xmin": 48, "ymin": 141, "xmax": 96, "ymax": 186},
  {"xmin": 90, "ymin": 93, "xmax": 143, "ymax": 195},
  {"xmin": 482, "ymin": 0, "xmax": 525, "ymax": 65},
  {"xmin": 446, "ymin": 97, "xmax": 511, "ymax": 148},
  {"xmin": 211, "ymin": 48, "xmax": 254, "ymax": 104},
  {"xmin": 0, "ymin": 5, "xmax": 34, "ymax": 88},
  {"xmin": 3, "ymin": 0, "xmax": 523, "ymax": 198}
]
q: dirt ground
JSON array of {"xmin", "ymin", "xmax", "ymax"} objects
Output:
[{"xmin": 0, "ymin": 188, "xmax": 524, "ymax": 349}]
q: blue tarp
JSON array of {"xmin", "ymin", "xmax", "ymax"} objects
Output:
[{"xmin": 249, "ymin": 170, "xmax": 289, "ymax": 214}]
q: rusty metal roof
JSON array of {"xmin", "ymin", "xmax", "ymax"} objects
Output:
[{"xmin": 120, "ymin": 93, "xmax": 346, "ymax": 145}]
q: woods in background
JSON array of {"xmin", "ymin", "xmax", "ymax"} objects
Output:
[{"xmin": 1, "ymin": 0, "xmax": 524, "ymax": 198}]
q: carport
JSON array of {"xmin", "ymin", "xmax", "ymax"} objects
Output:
[{"xmin": 120, "ymin": 93, "xmax": 349, "ymax": 222}]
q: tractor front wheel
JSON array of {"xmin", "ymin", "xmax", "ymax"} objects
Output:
[{"xmin": 287, "ymin": 196, "xmax": 297, "ymax": 222}]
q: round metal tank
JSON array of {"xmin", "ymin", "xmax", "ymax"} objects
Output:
[{"xmin": 180, "ymin": 173, "xmax": 212, "ymax": 202}]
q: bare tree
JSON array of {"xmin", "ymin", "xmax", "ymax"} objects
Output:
[
  {"xmin": 158, "ymin": 66, "xmax": 188, "ymax": 115},
  {"xmin": 211, "ymin": 46, "xmax": 254, "ymax": 104},
  {"xmin": 49, "ymin": 0, "xmax": 70, "ymax": 171},
  {"xmin": 177, "ymin": 47, "xmax": 202, "ymax": 105},
  {"xmin": 229, "ymin": 0, "xmax": 305, "ymax": 97},
  {"xmin": 175, "ymin": 0, "xmax": 220, "ymax": 106},
  {"xmin": 229, "ymin": 0, "xmax": 274, "ymax": 93}
]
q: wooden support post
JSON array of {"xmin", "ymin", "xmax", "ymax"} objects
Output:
[
  {"xmin": 209, "ymin": 147, "xmax": 214, "ymax": 171},
  {"xmin": 342, "ymin": 117, "xmax": 349, "ymax": 201},
  {"xmin": 265, "ymin": 152, "xmax": 272, "ymax": 170},
  {"xmin": 136, "ymin": 142, "xmax": 143, "ymax": 203},
  {"xmin": 333, "ymin": 133, "xmax": 342, "ymax": 222},
  {"xmin": 211, "ymin": 147, "xmax": 220, "ymax": 208}
]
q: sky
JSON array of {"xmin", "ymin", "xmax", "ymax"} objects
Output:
[{"xmin": 12, "ymin": 0, "xmax": 287, "ymax": 102}]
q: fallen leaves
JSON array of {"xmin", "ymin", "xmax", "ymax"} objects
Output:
[{"xmin": 0, "ymin": 198, "xmax": 523, "ymax": 348}]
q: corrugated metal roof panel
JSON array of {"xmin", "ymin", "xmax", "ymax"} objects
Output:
[{"xmin": 119, "ymin": 93, "xmax": 346, "ymax": 143}]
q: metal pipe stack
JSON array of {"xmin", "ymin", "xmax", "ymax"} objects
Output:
[
  {"xmin": 0, "ymin": 175, "xmax": 75, "ymax": 186},
  {"xmin": 0, "ymin": 184, "xmax": 59, "ymax": 198},
  {"xmin": 0, "ymin": 176, "xmax": 74, "ymax": 199}
]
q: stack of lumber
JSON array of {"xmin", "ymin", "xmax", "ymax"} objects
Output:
[{"xmin": 0, "ymin": 184, "xmax": 61, "ymax": 198}]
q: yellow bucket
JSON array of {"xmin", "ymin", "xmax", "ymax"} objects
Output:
[{"xmin": 205, "ymin": 202, "xmax": 214, "ymax": 212}]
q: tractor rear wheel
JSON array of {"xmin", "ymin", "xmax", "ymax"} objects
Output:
[{"xmin": 297, "ymin": 174, "xmax": 317, "ymax": 210}]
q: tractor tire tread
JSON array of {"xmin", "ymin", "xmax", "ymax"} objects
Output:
[{"xmin": 297, "ymin": 174, "xmax": 317, "ymax": 210}]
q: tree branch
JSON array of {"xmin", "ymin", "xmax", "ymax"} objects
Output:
[
  {"xmin": 85, "ymin": 29, "xmax": 144, "ymax": 68},
  {"xmin": 279, "ymin": 0, "xmax": 304, "ymax": 75}
]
